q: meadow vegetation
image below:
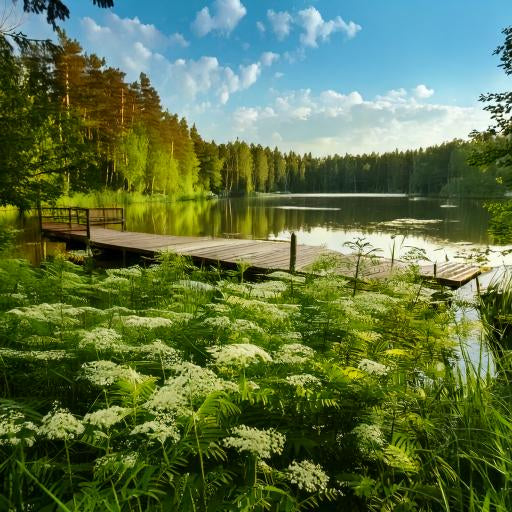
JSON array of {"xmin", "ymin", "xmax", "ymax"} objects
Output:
[{"xmin": 0, "ymin": 250, "xmax": 510, "ymax": 511}]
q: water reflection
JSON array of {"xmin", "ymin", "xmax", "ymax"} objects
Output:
[{"xmin": 2, "ymin": 194, "xmax": 512, "ymax": 266}]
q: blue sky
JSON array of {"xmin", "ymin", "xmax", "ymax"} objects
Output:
[{"xmin": 18, "ymin": 0, "xmax": 512, "ymax": 155}]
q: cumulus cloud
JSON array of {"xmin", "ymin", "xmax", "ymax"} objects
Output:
[
  {"xmin": 266, "ymin": 6, "xmax": 361, "ymax": 47},
  {"xmin": 80, "ymin": 13, "xmax": 266, "ymax": 110},
  {"xmin": 260, "ymin": 51, "xmax": 279, "ymax": 67},
  {"xmin": 222, "ymin": 87, "xmax": 489, "ymax": 156},
  {"xmin": 297, "ymin": 7, "xmax": 361, "ymax": 47},
  {"xmin": 414, "ymin": 84, "xmax": 435, "ymax": 99},
  {"xmin": 267, "ymin": 9, "xmax": 293, "ymax": 40},
  {"xmin": 169, "ymin": 33, "xmax": 190, "ymax": 47},
  {"xmin": 192, "ymin": 0, "xmax": 246, "ymax": 37}
]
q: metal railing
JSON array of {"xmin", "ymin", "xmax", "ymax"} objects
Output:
[{"xmin": 39, "ymin": 207, "xmax": 125, "ymax": 239}]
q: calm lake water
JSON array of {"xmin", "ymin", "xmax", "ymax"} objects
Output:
[{"xmin": 2, "ymin": 193, "xmax": 512, "ymax": 267}]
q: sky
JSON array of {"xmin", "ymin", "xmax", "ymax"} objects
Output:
[{"xmin": 15, "ymin": 0, "xmax": 512, "ymax": 156}]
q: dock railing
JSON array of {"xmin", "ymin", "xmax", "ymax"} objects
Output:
[{"xmin": 39, "ymin": 207, "xmax": 125, "ymax": 239}]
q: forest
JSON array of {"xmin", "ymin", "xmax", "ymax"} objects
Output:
[{"xmin": 0, "ymin": 31, "xmax": 506, "ymax": 212}]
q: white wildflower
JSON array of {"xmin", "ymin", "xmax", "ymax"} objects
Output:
[
  {"xmin": 7, "ymin": 303, "xmax": 80, "ymax": 326},
  {"xmin": 39, "ymin": 408, "xmax": 84, "ymax": 441},
  {"xmin": 121, "ymin": 315, "xmax": 173, "ymax": 329},
  {"xmin": 81, "ymin": 360, "xmax": 146, "ymax": 387},
  {"xmin": 95, "ymin": 276, "xmax": 130, "ymax": 293},
  {"xmin": 0, "ymin": 410, "xmax": 37, "ymax": 447},
  {"xmin": 223, "ymin": 425, "xmax": 285, "ymax": 459},
  {"xmin": 78, "ymin": 328, "xmax": 123, "ymax": 351},
  {"xmin": 0, "ymin": 348, "xmax": 74, "ymax": 361},
  {"xmin": 204, "ymin": 303, "xmax": 231, "ymax": 315},
  {"xmin": 274, "ymin": 344, "xmax": 315, "ymax": 365},
  {"xmin": 209, "ymin": 344, "xmax": 272, "ymax": 367},
  {"xmin": 358, "ymin": 358, "xmax": 389, "ymax": 377},
  {"xmin": 232, "ymin": 319, "xmax": 264, "ymax": 334},
  {"xmin": 130, "ymin": 413, "xmax": 180, "ymax": 444},
  {"xmin": 203, "ymin": 316, "xmax": 232, "ymax": 330},
  {"xmin": 226, "ymin": 296, "xmax": 291, "ymax": 323},
  {"xmin": 285, "ymin": 374, "xmax": 321, "ymax": 389},
  {"xmin": 108, "ymin": 266, "xmax": 142, "ymax": 278},
  {"xmin": 176, "ymin": 280, "xmax": 215, "ymax": 293},
  {"xmin": 145, "ymin": 362, "xmax": 237, "ymax": 414},
  {"xmin": 351, "ymin": 423, "xmax": 386, "ymax": 459},
  {"xmin": 83, "ymin": 406, "xmax": 129, "ymax": 429},
  {"xmin": 135, "ymin": 340, "xmax": 182, "ymax": 367},
  {"xmin": 249, "ymin": 280, "xmax": 288, "ymax": 299},
  {"xmin": 286, "ymin": 460, "xmax": 329, "ymax": 493},
  {"xmin": 94, "ymin": 451, "xmax": 138, "ymax": 473}
]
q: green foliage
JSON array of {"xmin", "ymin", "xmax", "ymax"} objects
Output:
[{"xmin": 0, "ymin": 253, "xmax": 509, "ymax": 510}]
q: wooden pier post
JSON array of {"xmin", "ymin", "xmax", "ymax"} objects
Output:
[{"xmin": 289, "ymin": 232, "xmax": 297, "ymax": 273}]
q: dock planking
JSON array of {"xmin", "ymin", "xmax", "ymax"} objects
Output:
[{"xmin": 41, "ymin": 224, "xmax": 482, "ymax": 287}]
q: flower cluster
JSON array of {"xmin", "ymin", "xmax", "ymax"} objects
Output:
[
  {"xmin": 78, "ymin": 327, "xmax": 124, "ymax": 352},
  {"xmin": 39, "ymin": 407, "xmax": 84, "ymax": 441},
  {"xmin": 351, "ymin": 423, "xmax": 386, "ymax": 459},
  {"xmin": 285, "ymin": 374, "xmax": 321, "ymax": 389},
  {"xmin": 358, "ymin": 358, "xmax": 389, "ymax": 377},
  {"xmin": 121, "ymin": 315, "xmax": 173, "ymax": 329},
  {"xmin": 286, "ymin": 460, "xmax": 329, "ymax": 493},
  {"xmin": 209, "ymin": 343, "xmax": 272, "ymax": 367},
  {"xmin": 0, "ymin": 410, "xmax": 37, "ymax": 447},
  {"xmin": 145, "ymin": 362, "xmax": 237, "ymax": 415},
  {"xmin": 274, "ymin": 344, "xmax": 315, "ymax": 365},
  {"xmin": 130, "ymin": 413, "xmax": 180, "ymax": 444},
  {"xmin": 81, "ymin": 360, "xmax": 147, "ymax": 387},
  {"xmin": 83, "ymin": 406, "xmax": 129, "ymax": 429},
  {"xmin": 223, "ymin": 425, "xmax": 285, "ymax": 459}
]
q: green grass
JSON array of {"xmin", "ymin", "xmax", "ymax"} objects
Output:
[{"xmin": 0, "ymin": 252, "xmax": 510, "ymax": 511}]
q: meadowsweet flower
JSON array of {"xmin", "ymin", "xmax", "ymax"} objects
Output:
[
  {"xmin": 135, "ymin": 340, "xmax": 182, "ymax": 367},
  {"xmin": 232, "ymin": 319, "xmax": 264, "ymax": 334},
  {"xmin": 274, "ymin": 344, "xmax": 315, "ymax": 365},
  {"xmin": 78, "ymin": 327, "xmax": 123, "ymax": 351},
  {"xmin": 285, "ymin": 374, "xmax": 321, "ymax": 389},
  {"xmin": 176, "ymin": 280, "xmax": 215, "ymax": 293},
  {"xmin": 83, "ymin": 406, "xmax": 129, "ymax": 429},
  {"xmin": 351, "ymin": 423, "xmax": 385, "ymax": 459},
  {"xmin": 226, "ymin": 297, "xmax": 290, "ymax": 323},
  {"xmin": 81, "ymin": 360, "xmax": 146, "ymax": 387},
  {"xmin": 209, "ymin": 343, "xmax": 272, "ymax": 367},
  {"xmin": 223, "ymin": 425, "xmax": 285, "ymax": 459},
  {"xmin": 39, "ymin": 408, "xmax": 84, "ymax": 441},
  {"xmin": 121, "ymin": 315, "xmax": 173, "ymax": 329},
  {"xmin": 95, "ymin": 276, "xmax": 130, "ymax": 293},
  {"xmin": 7, "ymin": 303, "xmax": 81, "ymax": 326},
  {"xmin": 94, "ymin": 451, "xmax": 138, "ymax": 473},
  {"xmin": 130, "ymin": 413, "xmax": 180, "ymax": 444},
  {"xmin": 286, "ymin": 460, "xmax": 329, "ymax": 493},
  {"xmin": 145, "ymin": 362, "xmax": 237, "ymax": 414},
  {"xmin": 203, "ymin": 316, "xmax": 232, "ymax": 330},
  {"xmin": 249, "ymin": 280, "xmax": 288, "ymax": 299},
  {"xmin": 0, "ymin": 348, "xmax": 74, "ymax": 361},
  {"xmin": 0, "ymin": 410, "xmax": 37, "ymax": 447},
  {"xmin": 358, "ymin": 358, "xmax": 389, "ymax": 377},
  {"xmin": 108, "ymin": 266, "xmax": 142, "ymax": 278}
]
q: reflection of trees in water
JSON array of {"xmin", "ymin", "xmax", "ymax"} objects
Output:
[{"xmin": 106, "ymin": 197, "xmax": 491, "ymax": 244}]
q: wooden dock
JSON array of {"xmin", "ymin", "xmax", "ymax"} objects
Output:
[{"xmin": 39, "ymin": 207, "xmax": 481, "ymax": 287}]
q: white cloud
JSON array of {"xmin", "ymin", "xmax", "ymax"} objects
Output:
[
  {"xmin": 223, "ymin": 87, "xmax": 489, "ymax": 156},
  {"xmin": 297, "ymin": 7, "xmax": 361, "ymax": 47},
  {"xmin": 80, "ymin": 13, "xmax": 265, "ymax": 110},
  {"xmin": 192, "ymin": 0, "xmax": 246, "ymax": 37},
  {"xmin": 414, "ymin": 84, "xmax": 435, "ymax": 99},
  {"xmin": 260, "ymin": 51, "xmax": 279, "ymax": 67},
  {"xmin": 256, "ymin": 21, "xmax": 265, "ymax": 33},
  {"xmin": 169, "ymin": 33, "xmax": 189, "ymax": 47},
  {"xmin": 267, "ymin": 9, "xmax": 293, "ymax": 40}
]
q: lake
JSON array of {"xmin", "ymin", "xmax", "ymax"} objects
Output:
[{"xmin": 2, "ymin": 193, "xmax": 512, "ymax": 267}]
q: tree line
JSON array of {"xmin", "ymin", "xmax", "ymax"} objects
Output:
[{"xmin": 0, "ymin": 32, "xmax": 506, "ymax": 210}]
